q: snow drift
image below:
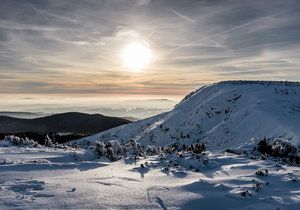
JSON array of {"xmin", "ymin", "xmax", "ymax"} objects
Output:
[{"xmin": 75, "ymin": 81, "xmax": 300, "ymax": 149}]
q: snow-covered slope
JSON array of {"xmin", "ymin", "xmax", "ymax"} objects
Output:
[
  {"xmin": 75, "ymin": 81, "xmax": 300, "ymax": 149},
  {"xmin": 1, "ymin": 145, "xmax": 300, "ymax": 210}
]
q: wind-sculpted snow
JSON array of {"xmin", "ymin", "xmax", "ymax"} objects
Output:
[
  {"xmin": 0, "ymin": 144, "xmax": 299, "ymax": 209},
  {"xmin": 75, "ymin": 81, "xmax": 300, "ymax": 149}
]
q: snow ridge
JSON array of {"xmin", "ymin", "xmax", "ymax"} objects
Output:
[{"xmin": 75, "ymin": 80, "xmax": 300, "ymax": 150}]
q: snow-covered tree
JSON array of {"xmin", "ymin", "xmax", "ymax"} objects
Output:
[
  {"xmin": 107, "ymin": 140, "xmax": 123, "ymax": 155},
  {"xmin": 44, "ymin": 135, "xmax": 54, "ymax": 147},
  {"xmin": 3, "ymin": 135, "xmax": 38, "ymax": 147},
  {"xmin": 126, "ymin": 139, "xmax": 145, "ymax": 156},
  {"xmin": 95, "ymin": 141, "xmax": 106, "ymax": 156}
]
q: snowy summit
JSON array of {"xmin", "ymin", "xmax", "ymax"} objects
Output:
[{"xmin": 77, "ymin": 81, "xmax": 300, "ymax": 149}]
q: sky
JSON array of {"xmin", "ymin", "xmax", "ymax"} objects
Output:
[{"xmin": 0, "ymin": 0, "xmax": 300, "ymax": 118}]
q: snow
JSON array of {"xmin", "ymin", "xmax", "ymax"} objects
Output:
[
  {"xmin": 75, "ymin": 81, "xmax": 300, "ymax": 149},
  {"xmin": 0, "ymin": 145, "xmax": 299, "ymax": 209},
  {"xmin": 1, "ymin": 81, "xmax": 300, "ymax": 209}
]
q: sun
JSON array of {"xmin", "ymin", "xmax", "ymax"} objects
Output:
[{"xmin": 120, "ymin": 41, "xmax": 153, "ymax": 70}]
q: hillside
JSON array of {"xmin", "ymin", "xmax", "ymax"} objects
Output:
[
  {"xmin": 0, "ymin": 112, "xmax": 131, "ymax": 134},
  {"xmin": 75, "ymin": 81, "xmax": 300, "ymax": 149},
  {"xmin": 1, "ymin": 81, "xmax": 300, "ymax": 210}
]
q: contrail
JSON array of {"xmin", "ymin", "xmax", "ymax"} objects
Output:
[
  {"xmin": 146, "ymin": 28, "xmax": 156, "ymax": 40},
  {"xmin": 29, "ymin": 5, "xmax": 77, "ymax": 23},
  {"xmin": 29, "ymin": 5, "xmax": 50, "ymax": 22},
  {"xmin": 171, "ymin": 9, "xmax": 195, "ymax": 23},
  {"xmin": 161, "ymin": 16, "xmax": 272, "ymax": 58}
]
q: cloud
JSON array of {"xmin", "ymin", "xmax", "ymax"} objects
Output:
[{"xmin": 0, "ymin": 0, "xmax": 300, "ymax": 96}]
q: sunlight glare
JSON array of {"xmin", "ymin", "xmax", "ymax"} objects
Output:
[{"xmin": 121, "ymin": 41, "xmax": 153, "ymax": 70}]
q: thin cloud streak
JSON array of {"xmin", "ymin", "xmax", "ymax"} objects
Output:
[
  {"xmin": 171, "ymin": 9, "xmax": 195, "ymax": 23},
  {"xmin": 162, "ymin": 15, "xmax": 274, "ymax": 58}
]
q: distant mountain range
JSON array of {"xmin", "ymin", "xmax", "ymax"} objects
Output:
[
  {"xmin": 0, "ymin": 111, "xmax": 46, "ymax": 119},
  {"xmin": 0, "ymin": 111, "xmax": 139, "ymax": 121},
  {"xmin": 0, "ymin": 112, "xmax": 131, "ymax": 134}
]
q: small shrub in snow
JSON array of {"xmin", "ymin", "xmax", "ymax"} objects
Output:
[
  {"xmin": 164, "ymin": 146, "xmax": 175, "ymax": 154},
  {"xmin": 106, "ymin": 140, "xmax": 124, "ymax": 155},
  {"xmin": 127, "ymin": 139, "xmax": 145, "ymax": 156},
  {"xmin": 94, "ymin": 140, "xmax": 124, "ymax": 161},
  {"xmin": 26, "ymin": 159, "xmax": 50, "ymax": 164},
  {"xmin": 159, "ymin": 153, "xmax": 166, "ymax": 160},
  {"xmin": 94, "ymin": 142, "xmax": 115, "ymax": 160},
  {"xmin": 189, "ymin": 143, "xmax": 207, "ymax": 154},
  {"xmin": 44, "ymin": 135, "xmax": 54, "ymax": 147},
  {"xmin": 176, "ymin": 151, "xmax": 183, "ymax": 158},
  {"xmin": 240, "ymin": 190, "xmax": 252, "ymax": 197},
  {"xmin": 146, "ymin": 145, "xmax": 159, "ymax": 156},
  {"xmin": 252, "ymin": 182, "xmax": 262, "ymax": 191},
  {"xmin": 106, "ymin": 147, "xmax": 115, "ymax": 159},
  {"xmin": 255, "ymin": 169, "xmax": 268, "ymax": 176},
  {"xmin": 95, "ymin": 141, "xmax": 106, "ymax": 156},
  {"xmin": 271, "ymin": 139, "xmax": 297, "ymax": 157},
  {"xmin": 257, "ymin": 138, "xmax": 271, "ymax": 154},
  {"xmin": 3, "ymin": 135, "xmax": 38, "ymax": 147},
  {"xmin": 256, "ymin": 138, "xmax": 299, "ymax": 165}
]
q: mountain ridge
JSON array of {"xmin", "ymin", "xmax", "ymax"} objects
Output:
[{"xmin": 74, "ymin": 80, "xmax": 300, "ymax": 150}]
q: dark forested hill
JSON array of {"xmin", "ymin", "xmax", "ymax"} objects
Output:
[{"xmin": 0, "ymin": 112, "xmax": 131, "ymax": 134}]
